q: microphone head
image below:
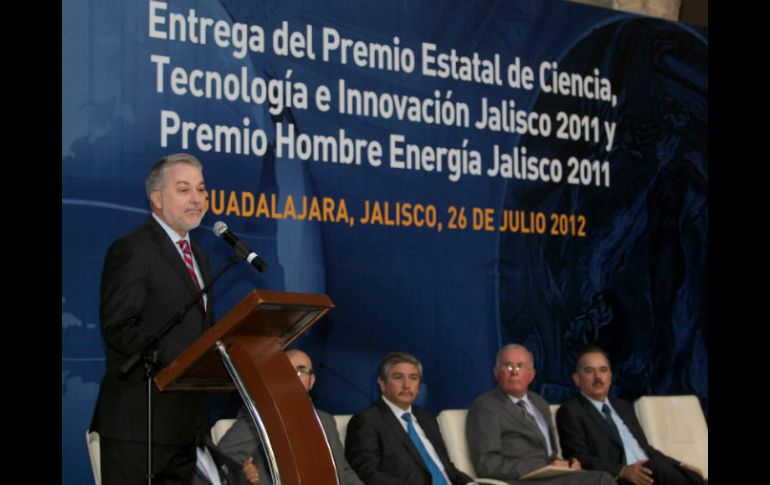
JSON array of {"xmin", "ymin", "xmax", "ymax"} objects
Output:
[{"xmin": 213, "ymin": 221, "xmax": 228, "ymax": 237}]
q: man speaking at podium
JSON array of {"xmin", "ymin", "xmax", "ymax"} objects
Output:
[{"xmin": 90, "ymin": 153, "xmax": 215, "ymax": 484}]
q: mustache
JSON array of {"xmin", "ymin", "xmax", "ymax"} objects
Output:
[{"xmin": 592, "ymin": 378, "xmax": 604, "ymax": 385}]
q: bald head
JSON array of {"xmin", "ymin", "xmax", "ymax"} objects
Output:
[
  {"xmin": 494, "ymin": 344, "xmax": 536, "ymax": 398},
  {"xmin": 286, "ymin": 349, "xmax": 315, "ymax": 392}
]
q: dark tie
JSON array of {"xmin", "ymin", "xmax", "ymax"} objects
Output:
[
  {"xmin": 601, "ymin": 404, "xmax": 623, "ymax": 443},
  {"xmin": 177, "ymin": 240, "xmax": 205, "ymax": 313},
  {"xmin": 516, "ymin": 400, "xmax": 538, "ymax": 425},
  {"xmin": 401, "ymin": 412, "xmax": 448, "ymax": 485},
  {"xmin": 517, "ymin": 400, "xmax": 550, "ymax": 454}
]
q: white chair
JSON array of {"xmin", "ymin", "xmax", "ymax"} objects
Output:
[
  {"xmin": 634, "ymin": 395, "xmax": 708, "ymax": 479},
  {"xmin": 86, "ymin": 430, "xmax": 101, "ymax": 485},
  {"xmin": 436, "ymin": 409, "xmax": 508, "ymax": 485},
  {"xmin": 211, "ymin": 418, "xmax": 237, "ymax": 446},
  {"xmin": 334, "ymin": 414, "xmax": 353, "ymax": 448},
  {"xmin": 548, "ymin": 404, "xmax": 562, "ymax": 459}
]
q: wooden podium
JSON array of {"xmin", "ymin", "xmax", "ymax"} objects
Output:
[{"xmin": 154, "ymin": 289, "xmax": 339, "ymax": 485}]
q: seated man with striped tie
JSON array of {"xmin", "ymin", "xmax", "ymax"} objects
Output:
[
  {"xmin": 466, "ymin": 344, "xmax": 616, "ymax": 484},
  {"xmin": 556, "ymin": 346, "xmax": 706, "ymax": 485},
  {"xmin": 345, "ymin": 351, "xmax": 477, "ymax": 485}
]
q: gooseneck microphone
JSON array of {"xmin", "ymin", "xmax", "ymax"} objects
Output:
[{"xmin": 213, "ymin": 221, "xmax": 268, "ymax": 272}]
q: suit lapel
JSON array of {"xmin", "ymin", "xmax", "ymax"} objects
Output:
[
  {"xmin": 577, "ymin": 394, "xmax": 624, "ymax": 449},
  {"xmin": 190, "ymin": 240, "xmax": 213, "ymax": 319},
  {"xmin": 610, "ymin": 397, "xmax": 649, "ymax": 450},
  {"xmin": 147, "ymin": 218, "xmax": 201, "ymax": 298},
  {"xmin": 528, "ymin": 393, "xmax": 558, "ymax": 454},
  {"xmin": 376, "ymin": 400, "xmax": 430, "ymax": 472},
  {"xmin": 495, "ymin": 388, "xmax": 548, "ymax": 451},
  {"xmin": 191, "ymin": 241, "xmax": 210, "ymax": 285},
  {"xmin": 415, "ymin": 411, "xmax": 448, "ymax": 468}
]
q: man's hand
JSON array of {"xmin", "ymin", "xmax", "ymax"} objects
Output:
[
  {"xmin": 549, "ymin": 458, "xmax": 582, "ymax": 470},
  {"xmin": 619, "ymin": 460, "xmax": 654, "ymax": 485},
  {"xmin": 567, "ymin": 458, "xmax": 582, "ymax": 470},
  {"xmin": 242, "ymin": 457, "xmax": 261, "ymax": 485}
]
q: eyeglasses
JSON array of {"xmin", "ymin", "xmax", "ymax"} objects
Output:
[
  {"xmin": 501, "ymin": 362, "xmax": 532, "ymax": 373},
  {"xmin": 296, "ymin": 368, "xmax": 314, "ymax": 377}
]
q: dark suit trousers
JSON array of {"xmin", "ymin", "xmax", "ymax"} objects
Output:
[
  {"xmin": 101, "ymin": 436, "xmax": 196, "ymax": 485},
  {"xmin": 618, "ymin": 453, "xmax": 705, "ymax": 485}
]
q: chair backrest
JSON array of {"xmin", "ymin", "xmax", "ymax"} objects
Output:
[
  {"xmin": 436, "ymin": 409, "xmax": 476, "ymax": 477},
  {"xmin": 211, "ymin": 418, "xmax": 237, "ymax": 446},
  {"xmin": 548, "ymin": 404, "xmax": 562, "ymax": 459},
  {"xmin": 436, "ymin": 409, "xmax": 508, "ymax": 485},
  {"xmin": 86, "ymin": 430, "xmax": 101, "ymax": 485},
  {"xmin": 334, "ymin": 414, "xmax": 353, "ymax": 448},
  {"xmin": 634, "ymin": 395, "xmax": 708, "ymax": 479}
]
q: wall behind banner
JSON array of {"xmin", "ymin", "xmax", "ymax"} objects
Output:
[{"xmin": 62, "ymin": 0, "xmax": 707, "ymax": 483}]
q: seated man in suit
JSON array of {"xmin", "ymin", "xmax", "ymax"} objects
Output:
[
  {"xmin": 217, "ymin": 348, "xmax": 362, "ymax": 485},
  {"xmin": 556, "ymin": 346, "xmax": 706, "ymax": 485},
  {"xmin": 345, "ymin": 351, "xmax": 476, "ymax": 485},
  {"xmin": 466, "ymin": 344, "xmax": 616, "ymax": 484}
]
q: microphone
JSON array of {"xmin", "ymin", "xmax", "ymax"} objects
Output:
[{"xmin": 213, "ymin": 221, "xmax": 268, "ymax": 272}]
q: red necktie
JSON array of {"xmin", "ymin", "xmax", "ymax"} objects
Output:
[{"xmin": 177, "ymin": 240, "xmax": 205, "ymax": 313}]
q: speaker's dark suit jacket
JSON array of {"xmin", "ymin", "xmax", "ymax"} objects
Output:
[
  {"xmin": 556, "ymin": 394, "xmax": 704, "ymax": 484},
  {"xmin": 345, "ymin": 399, "xmax": 473, "ymax": 485},
  {"xmin": 91, "ymin": 216, "xmax": 214, "ymax": 445}
]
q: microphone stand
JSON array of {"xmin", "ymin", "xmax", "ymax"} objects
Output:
[{"xmin": 120, "ymin": 255, "xmax": 241, "ymax": 485}]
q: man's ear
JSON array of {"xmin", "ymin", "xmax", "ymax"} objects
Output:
[
  {"xmin": 308, "ymin": 373, "xmax": 316, "ymax": 391},
  {"xmin": 528, "ymin": 368, "xmax": 537, "ymax": 385},
  {"xmin": 150, "ymin": 190, "xmax": 161, "ymax": 211}
]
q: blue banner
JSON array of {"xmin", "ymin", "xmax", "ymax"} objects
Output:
[{"xmin": 63, "ymin": 1, "xmax": 707, "ymax": 483}]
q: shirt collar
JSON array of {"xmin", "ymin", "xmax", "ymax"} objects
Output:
[
  {"xmin": 581, "ymin": 392, "xmax": 611, "ymax": 413},
  {"xmin": 152, "ymin": 212, "xmax": 189, "ymax": 245},
  {"xmin": 506, "ymin": 392, "xmax": 530, "ymax": 407},
  {"xmin": 381, "ymin": 396, "xmax": 412, "ymax": 418}
]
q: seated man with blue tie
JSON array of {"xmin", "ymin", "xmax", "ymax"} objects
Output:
[
  {"xmin": 345, "ymin": 351, "xmax": 476, "ymax": 485},
  {"xmin": 556, "ymin": 346, "xmax": 706, "ymax": 485},
  {"xmin": 466, "ymin": 344, "xmax": 616, "ymax": 484}
]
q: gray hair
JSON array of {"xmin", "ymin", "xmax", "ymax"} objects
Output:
[
  {"xmin": 496, "ymin": 343, "xmax": 534, "ymax": 368},
  {"xmin": 378, "ymin": 351, "xmax": 423, "ymax": 380},
  {"xmin": 145, "ymin": 153, "xmax": 203, "ymax": 199}
]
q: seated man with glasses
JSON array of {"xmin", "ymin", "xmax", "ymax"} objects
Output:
[
  {"xmin": 466, "ymin": 344, "xmax": 616, "ymax": 484},
  {"xmin": 217, "ymin": 348, "xmax": 362, "ymax": 485}
]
